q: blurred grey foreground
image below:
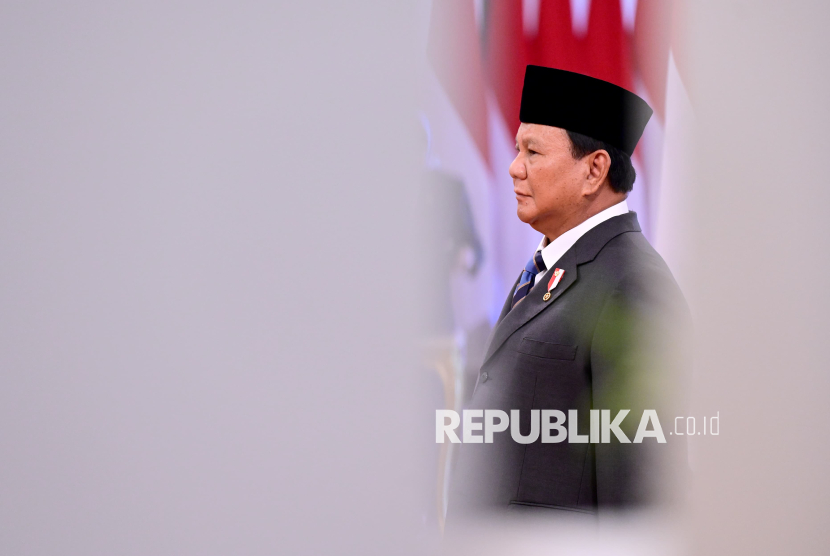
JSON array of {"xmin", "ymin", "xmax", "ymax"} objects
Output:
[
  {"xmin": 0, "ymin": 2, "xmax": 427, "ymax": 555},
  {"xmin": 443, "ymin": 511, "xmax": 685, "ymax": 556},
  {"xmin": 685, "ymin": 1, "xmax": 830, "ymax": 554}
]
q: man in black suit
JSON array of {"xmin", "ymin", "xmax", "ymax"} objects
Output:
[{"xmin": 446, "ymin": 66, "xmax": 690, "ymax": 520}]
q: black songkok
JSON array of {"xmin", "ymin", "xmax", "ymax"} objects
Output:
[{"xmin": 519, "ymin": 65, "xmax": 653, "ymax": 156}]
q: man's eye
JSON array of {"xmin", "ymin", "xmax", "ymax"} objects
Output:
[{"xmin": 528, "ymin": 150, "xmax": 538, "ymax": 155}]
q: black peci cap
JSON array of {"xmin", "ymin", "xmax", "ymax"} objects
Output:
[{"xmin": 519, "ymin": 65, "xmax": 653, "ymax": 156}]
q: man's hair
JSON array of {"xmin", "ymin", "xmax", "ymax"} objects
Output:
[{"xmin": 566, "ymin": 130, "xmax": 636, "ymax": 194}]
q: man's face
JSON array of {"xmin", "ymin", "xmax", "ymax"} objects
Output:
[{"xmin": 509, "ymin": 123, "xmax": 586, "ymax": 234}]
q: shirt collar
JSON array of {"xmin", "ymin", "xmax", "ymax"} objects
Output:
[{"xmin": 536, "ymin": 199, "xmax": 630, "ymax": 270}]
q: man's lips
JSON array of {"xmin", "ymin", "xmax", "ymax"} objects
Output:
[{"xmin": 515, "ymin": 191, "xmax": 531, "ymax": 200}]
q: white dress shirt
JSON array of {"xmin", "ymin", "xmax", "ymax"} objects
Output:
[{"xmin": 531, "ymin": 200, "xmax": 630, "ymax": 287}]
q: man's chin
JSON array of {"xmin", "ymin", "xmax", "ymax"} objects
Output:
[{"xmin": 515, "ymin": 207, "xmax": 535, "ymax": 224}]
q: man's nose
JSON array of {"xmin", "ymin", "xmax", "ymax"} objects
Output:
[{"xmin": 509, "ymin": 154, "xmax": 526, "ymax": 181}]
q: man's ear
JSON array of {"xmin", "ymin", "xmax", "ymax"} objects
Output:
[{"xmin": 582, "ymin": 150, "xmax": 611, "ymax": 196}]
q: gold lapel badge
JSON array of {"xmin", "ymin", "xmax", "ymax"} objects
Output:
[{"xmin": 544, "ymin": 268, "xmax": 565, "ymax": 301}]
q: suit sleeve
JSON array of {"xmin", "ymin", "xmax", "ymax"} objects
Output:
[{"xmin": 589, "ymin": 268, "xmax": 691, "ymax": 508}]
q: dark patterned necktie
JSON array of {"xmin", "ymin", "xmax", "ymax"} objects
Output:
[{"xmin": 511, "ymin": 250, "xmax": 546, "ymax": 309}]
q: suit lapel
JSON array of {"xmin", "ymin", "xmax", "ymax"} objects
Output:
[
  {"xmin": 482, "ymin": 249, "xmax": 578, "ymax": 365},
  {"xmin": 496, "ymin": 274, "xmax": 520, "ymax": 325},
  {"xmin": 480, "ymin": 273, "xmax": 521, "ymax": 360}
]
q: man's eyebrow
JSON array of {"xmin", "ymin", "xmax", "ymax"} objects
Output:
[{"xmin": 515, "ymin": 136, "xmax": 539, "ymax": 149}]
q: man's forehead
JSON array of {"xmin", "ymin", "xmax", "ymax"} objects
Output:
[{"xmin": 515, "ymin": 123, "xmax": 565, "ymax": 144}]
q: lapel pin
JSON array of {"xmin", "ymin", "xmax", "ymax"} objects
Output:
[{"xmin": 543, "ymin": 268, "xmax": 565, "ymax": 301}]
